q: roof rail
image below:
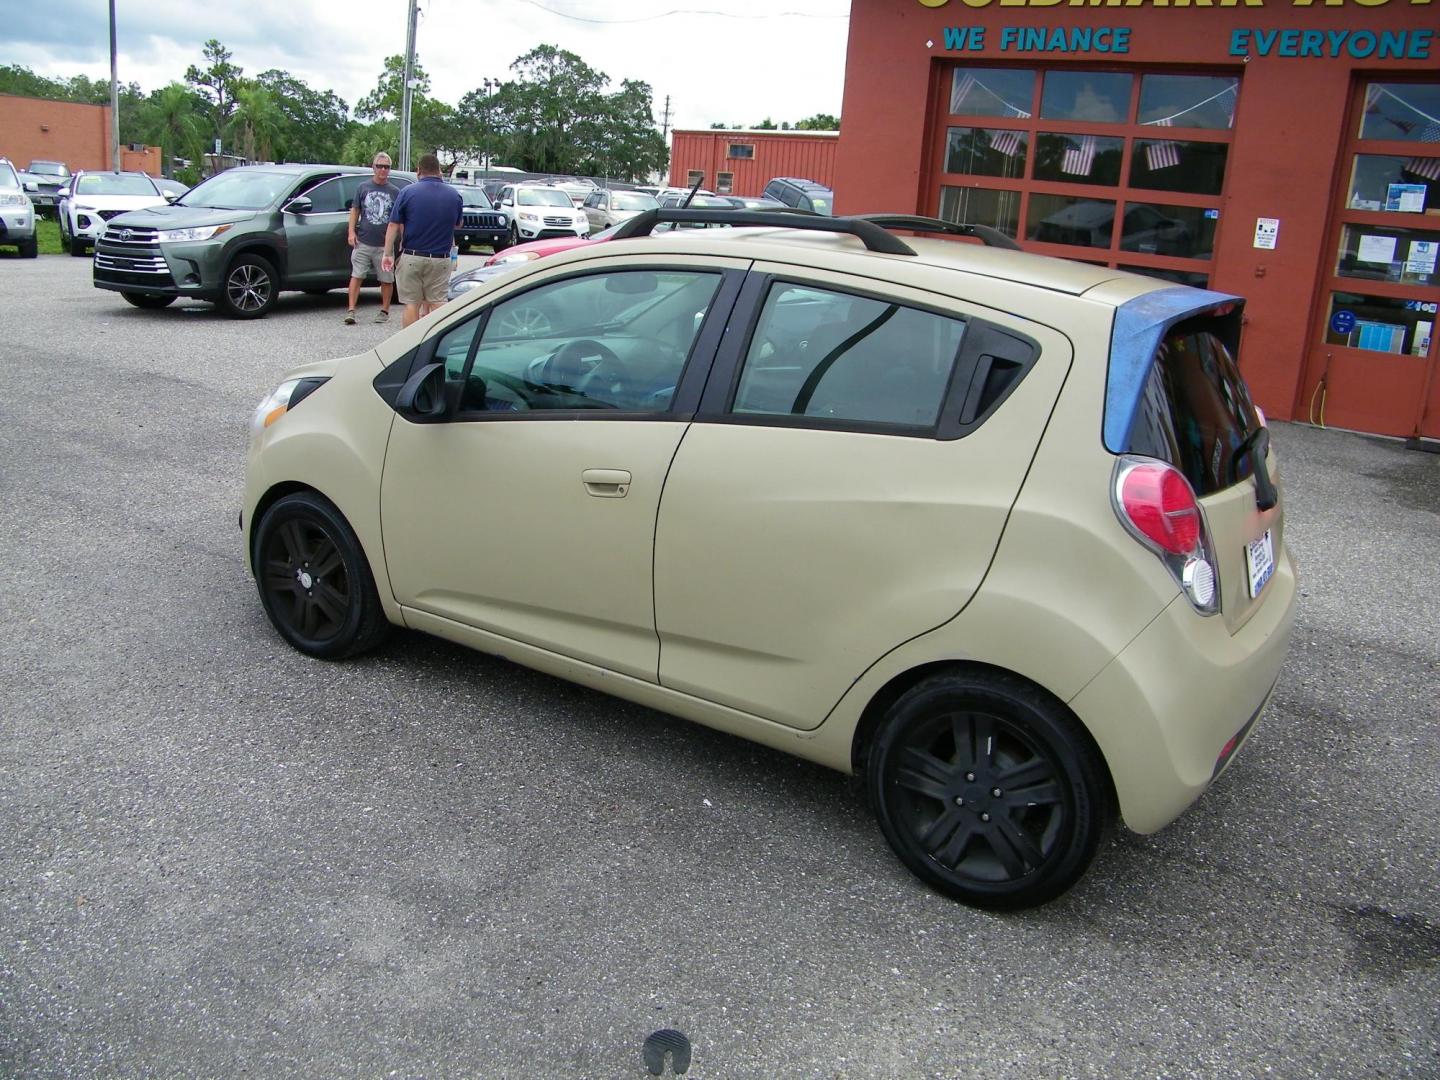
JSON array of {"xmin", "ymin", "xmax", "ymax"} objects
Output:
[
  {"xmin": 854, "ymin": 214, "xmax": 1023, "ymax": 251},
  {"xmin": 610, "ymin": 208, "xmax": 919, "ymax": 256}
]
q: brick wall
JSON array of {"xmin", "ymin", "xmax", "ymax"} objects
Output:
[{"xmin": 1, "ymin": 94, "xmax": 114, "ymax": 171}]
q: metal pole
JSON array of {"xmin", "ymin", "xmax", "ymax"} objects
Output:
[
  {"xmin": 399, "ymin": 0, "xmax": 418, "ymax": 171},
  {"xmin": 109, "ymin": 0, "xmax": 120, "ymax": 171}
]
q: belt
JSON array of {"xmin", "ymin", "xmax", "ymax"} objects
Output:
[{"xmin": 400, "ymin": 249, "xmax": 449, "ymax": 259}]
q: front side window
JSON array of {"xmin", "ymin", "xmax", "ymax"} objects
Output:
[
  {"xmin": 452, "ymin": 270, "xmax": 724, "ymax": 413},
  {"xmin": 732, "ymin": 283, "xmax": 965, "ymax": 429},
  {"xmin": 300, "ymin": 176, "xmax": 348, "ymax": 213}
]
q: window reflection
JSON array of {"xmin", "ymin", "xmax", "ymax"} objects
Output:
[
  {"xmin": 1129, "ymin": 140, "xmax": 1229, "ymax": 196},
  {"xmin": 1040, "ymin": 71, "xmax": 1132, "ymax": 123},
  {"xmin": 946, "ymin": 127, "xmax": 1029, "ymax": 178},
  {"xmin": 1138, "ymin": 75, "xmax": 1239, "ymax": 130},
  {"xmin": 940, "ymin": 185, "xmax": 1021, "ymax": 238},
  {"xmin": 1033, "ymin": 133, "xmax": 1124, "ymax": 186},
  {"xmin": 1120, "ymin": 202, "xmax": 1217, "ymax": 259},
  {"xmin": 951, "ymin": 68, "xmax": 1035, "ymax": 118},
  {"xmin": 1027, "ymin": 195, "xmax": 1117, "ymax": 248},
  {"xmin": 1360, "ymin": 83, "xmax": 1440, "ymax": 142},
  {"xmin": 1347, "ymin": 154, "xmax": 1440, "ymax": 212}
]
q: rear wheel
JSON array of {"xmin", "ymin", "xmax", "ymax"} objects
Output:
[
  {"xmin": 219, "ymin": 253, "xmax": 278, "ymax": 319},
  {"xmin": 866, "ymin": 671, "xmax": 1110, "ymax": 910},
  {"xmin": 120, "ymin": 292, "xmax": 176, "ymax": 309},
  {"xmin": 253, "ymin": 492, "xmax": 390, "ymax": 660}
]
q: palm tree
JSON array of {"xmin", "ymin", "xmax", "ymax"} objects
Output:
[
  {"xmin": 146, "ymin": 82, "xmax": 204, "ymax": 177},
  {"xmin": 230, "ymin": 83, "xmax": 286, "ymax": 163}
]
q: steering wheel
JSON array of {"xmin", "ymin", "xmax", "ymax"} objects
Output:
[{"xmin": 538, "ymin": 338, "xmax": 621, "ymax": 390}]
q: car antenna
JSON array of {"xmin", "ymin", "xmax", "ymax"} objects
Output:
[{"xmin": 679, "ymin": 174, "xmax": 702, "ymax": 210}]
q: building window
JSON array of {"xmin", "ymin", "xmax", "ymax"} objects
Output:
[
  {"xmin": 687, "ymin": 170, "xmax": 705, "ymax": 187},
  {"xmin": 716, "ymin": 172, "xmax": 734, "ymax": 194},
  {"xmin": 934, "ymin": 63, "xmax": 1237, "ymax": 283},
  {"xmin": 728, "ymin": 144, "xmax": 755, "ymax": 159}
]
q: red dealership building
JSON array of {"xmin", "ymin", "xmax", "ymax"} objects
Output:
[{"xmin": 833, "ymin": 1, "xmax": 1439, "ymax": 441}]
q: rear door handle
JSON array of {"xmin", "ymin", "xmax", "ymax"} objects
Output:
[{"xmin": 582, "ymin": 468, "xmax": 631, "ymax": 498}]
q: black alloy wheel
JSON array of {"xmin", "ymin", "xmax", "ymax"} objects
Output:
[
  {"xmin": 867, "ymin": 672, "xmax": 1110, "ymax": 910},
  {"xmin": 120, "ymin": 292, "xmax": 176, "ymax": 309},
  {"xmin": 509, "ymin": 223, "xmax": 521, "ymax": 248},
  {"xmin": 219, "ymin": 253, "xmax": 278, "ymax": 319},
  {"xmin": 253, "ymin": 492, "xmax": 390, "ymax": 660}
]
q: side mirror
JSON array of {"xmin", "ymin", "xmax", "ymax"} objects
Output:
[
  {"xmin": 395, "ymin": 362, "xmax": 452, "ymax": 422},
  {"xmin": 164, "ymin": 192, "xmax": 179, "ymax": 203},
  {"xmin": 286, "ymin": 196, "xmax": 313, "ymax": 215}
]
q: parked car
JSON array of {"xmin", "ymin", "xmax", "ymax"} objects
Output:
[
  {"xmin": 763, "ymin": 177, "xmax": 834, "ymax": 216},
  {"xmin": 653, "ymin": 186, "xmax": 715, "ymax": 202},
  {"xmin": 0, "ymin": 157, "xmax": 38, "ymax": 258},
  {"xmin": 149, "ymin": 176, "xmax": 190, "ymax": 199},
  {"xmin": 57, "ymin": 170, "xmax": 172, "ymax": 257},
  {"xmin": 18, "ymin": 160, "xmax": 71, "ymax": 211},
  {"xmin": 451, "ymin": 184, "xmax": 508, "ymax": 252},
  {"xmin": 93, "ymin": 163, "xmax": 415, "ymax": 318},
  {"xmin": 720, "ymin": 195, "xmax": 787, "ymax": 210},
  {"xmin": 551, "ymin": 176, "xmax": 599, "ymax": 206},
  {"xmin": 581, "ymin": 188, "xmax": 660, "ymax": 231},
  {"xmin": 1033, "ymin": 202, "xmax": 1193, "ymax": 255},
  {"xmin": 243, "ymin": 209, "xmax": 1295, "ymax": 910},
  {"xmin": 493, "ymin": 183, "xmax": 589, "ymax": 246}
]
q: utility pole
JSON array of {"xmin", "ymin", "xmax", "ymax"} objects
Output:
[
  {"xmin": 108, "ymin": 0, "xmax": 120, "ymax": 171},
  {"xmin": 661, "ymin": 95, "xmax": 671, "ymax": 141},
  {"xmin": 399, "ymin": 0, "xmax": 419, "ymax": 171}
]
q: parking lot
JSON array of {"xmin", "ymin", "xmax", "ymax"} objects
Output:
[{"xmin": 1, "ymin": 252, "xmax": 1437, "ymax": 1078}]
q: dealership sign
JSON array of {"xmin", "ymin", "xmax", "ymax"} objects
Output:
[{"xmin": 939, "ymin": 24, "xmax": 1433, "ymax": 55}]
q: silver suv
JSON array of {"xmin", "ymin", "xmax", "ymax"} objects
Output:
[{"xmin": 0, "ymin": 158, "xmax": 38, "ymax": 258}]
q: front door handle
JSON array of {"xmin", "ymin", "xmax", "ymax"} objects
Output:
[{"xmin": 582, "ymin": 468, "xmax": 631, "ymax": 498}]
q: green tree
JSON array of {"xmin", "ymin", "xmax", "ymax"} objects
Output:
[
  {"xmin": 356, "ymin": 55, "xmax": 430, "ymax": 122},
  {"xmin": 137, "ymin": 82, "xmax": 207, "ymax": 175},
  {"xmin": 256, "ymin": 70, "xmax": 350, "ymax": 163},
  {"xmin": 795, "ymin": 113, "xmax": 840, "ymax": 131},
  {"xmin": 340, "ymin": 120, "xmax": 399, "ymax": 167},
  {"xmin": 185, "ymin": 39, "xmax": 244, "ymax": 152},
  {"xmin": 229, "ymin": 81, "xmax": 286, "ymax": 162}
]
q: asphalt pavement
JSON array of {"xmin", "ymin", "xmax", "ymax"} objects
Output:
[{"xmin": 1, "ymin": 253, "xmax": 1437, "ymax": 1078}]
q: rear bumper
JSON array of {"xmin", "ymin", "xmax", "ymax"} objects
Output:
[{"xmin": 1069, "ymin": 543, "xmax": 1298, "ymax": 833}]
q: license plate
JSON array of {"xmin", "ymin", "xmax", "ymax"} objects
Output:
[{"xmin": 1246, "ymin": 530, "xmax": 1275, "ymax": 598}]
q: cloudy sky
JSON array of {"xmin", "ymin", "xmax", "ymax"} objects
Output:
[{"xmin": 6, "ymin": 0, "xmax": 852, "ymax": 131}]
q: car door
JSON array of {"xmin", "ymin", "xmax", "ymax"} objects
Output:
[
  {"xmin": 283, "ymin": 173, "xmax": 353, "ymax": 284},
  {"xmin": 652, "ymin": 265, "xmax": 1072, "ymax": 729},
  {"xmin": 379, "ymin": 254, "xmax": 748, "ymax": 680}
]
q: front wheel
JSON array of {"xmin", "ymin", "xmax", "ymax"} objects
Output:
[
  {"xmin": 121, "ymin": 292, "xmax": 176, "ymax": 309},
  {"xmin": 219, "ymin": 253, "xmax": 278, "ymax": 319},
  {"xmin": 866, "ymin": 672, "xmax": 1111, "ymax": 910},
  {"xmin": 70, "ymin": 233, "xmax": 89, "ymax": 257},
  {"xmin": 253, "ymin": 492, "xmax": 390, "ymax": 660},
  {"xmin": 18, "ymin": 237, "xmax": 37, "ymax": 259}
]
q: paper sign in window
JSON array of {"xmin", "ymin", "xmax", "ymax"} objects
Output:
[{"xmin": 1357, "ymin": 235, "xmax": 1397, "ymax": 264}]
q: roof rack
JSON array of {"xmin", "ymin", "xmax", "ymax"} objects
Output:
[
  {"xmin": 855, "ymin": 214, "xmax": 1022, "ymax": 251},
  {"xmin": 610, "ymin": 209, "xmax": 919, "ymax": 256}
]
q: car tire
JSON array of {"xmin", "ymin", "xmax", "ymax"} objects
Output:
[
  {"xmin": 458, "ymin": 240, "xmax": 471, "ymax": 253},
  {"xmin": 253, "ymin": 491, "xmax": 391, "ymax": 661},
  {"xmin": 303, "ymin": 287, "xmax": 332, "ymax": 296},
  {"xmin": 866, "ymin": 671, "xmax": 1111, "ymax": 910},
  {"xmin": 69, "ymin": 233, "xmax": 88, "ymax": 257},
  {"xmin": 219, "ymin": 253, "xmax": 278, "ymax": 319},
  {"xmin": 18, "ymin": 237, "xmax": 38, "ymax": 259},
  {"xmin": 509, "ymin": 223, "xmax": 520, "ymax": 248},
  {"xmin": 120, "ymin": 292, "xmax": 177, "ymax": 309}
]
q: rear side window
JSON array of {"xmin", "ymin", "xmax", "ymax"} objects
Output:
[
  {"xmin": 1125, "ymin": 317, "xmax": 1260, "ymax": 496},
  {"xmin": 732, "ymin": 283, "xmax": 965, "ymax": 429}
]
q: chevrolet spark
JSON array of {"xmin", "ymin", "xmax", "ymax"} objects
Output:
[{"xmin": 243, "ymin": 210, "xmax": 1296, "ymax": 909}]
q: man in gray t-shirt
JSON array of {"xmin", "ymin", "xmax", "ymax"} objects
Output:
[{"xmin": 345, "ymin": 152, "xmax": 401, "ymax": 324}]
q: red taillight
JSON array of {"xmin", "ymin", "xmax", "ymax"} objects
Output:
[{"xmin": 1119, "ymin": 463, "xmax": 1201, "ymax": 554}]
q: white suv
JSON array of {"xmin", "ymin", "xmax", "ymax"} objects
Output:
[
  {"xmin": 0, "ymin": 158, "xmax": 37, "ymax": 258},
  {"xmin": 57, "ymin": 170, "xmax": 170, "ymax": 257},
  {"xmin": 493, "ymin": 184, "xmax": 588, "ymax": 246}
]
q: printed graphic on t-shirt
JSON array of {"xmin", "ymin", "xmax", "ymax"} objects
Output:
[{"xmin": 363, "ymin": 189, "xmax": 394, "ymax": 227}]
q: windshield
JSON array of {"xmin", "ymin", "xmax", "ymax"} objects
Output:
[
  {"xmin": 519, "ymin": 188, "xmax": 574, "ymax": 208},
  {"xmin": 455, "ymin": 185, "xmax": 492, "ymax": 208},
  {"xmin": 30, "ymin": 162, "xmax": 69, "ymax": 177},
  {"xmin": 178, "ymin": 169, "xmax": 295, "ymax": 210},
  {"xmin": 612, "ymin": 191, "xmax": 659, "ymax": 211},
  {"xmin": 75, "ymin": 173, "xmax": 159, "ymax": 197},
  {"xmin": 0, "ymin": 162, "xmax": 18, "ymax": 188}
]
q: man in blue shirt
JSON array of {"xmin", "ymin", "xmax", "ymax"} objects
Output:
[{"xmin": 381, "ymin": 153, "xmax": 464, "ymax": 327}]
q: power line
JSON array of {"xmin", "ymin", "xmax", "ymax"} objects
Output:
[{"xmin": 514, "ymin": 0, "xmax": 848, "ymax": 24}]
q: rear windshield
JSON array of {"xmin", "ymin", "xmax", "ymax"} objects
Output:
[{"xmin": 1124, "ymin": 316, "xmax": 1261, "ymax": 496}]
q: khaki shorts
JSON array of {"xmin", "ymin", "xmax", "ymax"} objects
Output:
[
  {"xmin": 350, "ymin": 242, "xmax": 394, "ymax": 283},
  {"xmin": 396, "ymin": 252, "xmax": 451, "ymax": 305}
]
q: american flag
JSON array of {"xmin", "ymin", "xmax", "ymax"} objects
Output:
[
  {"xmin": 1405, "ymin": 122, "xmax": 1440, "ymax": 181},
  {"xmin": 989, "ymin": 128, "xmax": 1023, "ymax": 158},
  {"xmin": 1062, "ymin": 135, "xmax": 1097, "ymax": 177},
  {"xmin": 952, "ymin": 73, "xmax": 977, "ymax": 113},
  {"xmin": 1146, "ymin": 118, "xmax": 1181, "ymax": 171}
]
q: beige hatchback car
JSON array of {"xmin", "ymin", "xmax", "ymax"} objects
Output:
[{"xmin": 244, "ymin": 210, "xmax": 1296, "ymax": 909}]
